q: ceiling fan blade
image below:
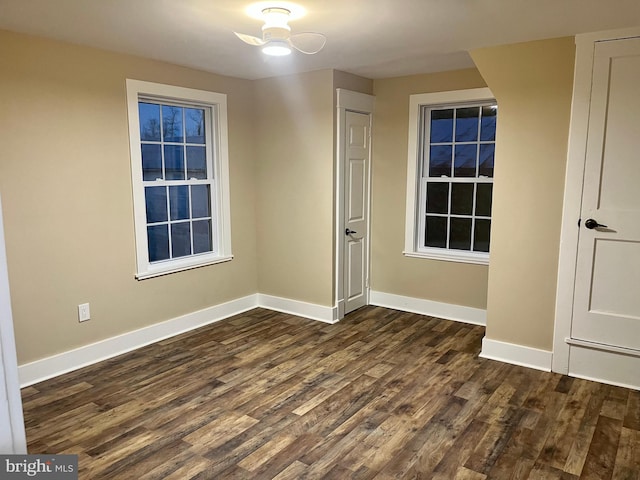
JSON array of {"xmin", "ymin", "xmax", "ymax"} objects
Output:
[
  {"xmin": 289, "ymin": 32, "xmax": 326, "ymax": 54},
  {"xmin": 234, "ymin": 32, "xmax": 266, "ymax": 46}
]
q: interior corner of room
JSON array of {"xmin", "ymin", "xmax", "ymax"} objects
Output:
[{"xmin": 1, "ymin": 6, "xmax": 639, "ymax": 463}]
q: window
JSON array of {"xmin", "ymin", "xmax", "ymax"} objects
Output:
[
  {"xmin": 404, "ymin": 88, "xmax": 496, "ymax": 265},
  {"xmin": 126, "ymin": 80, "xmax": 232, "ymax": 279}
]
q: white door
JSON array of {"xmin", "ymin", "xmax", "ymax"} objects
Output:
[
  {"xmin": 570, "ymin": 37, "xmax": 640, "ymax": 351},
  {"xmin": 343, "ymin": 111, "xmax": 371, "ymax": 314}
]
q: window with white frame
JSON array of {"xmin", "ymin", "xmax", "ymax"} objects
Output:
[
  {"xmin": 404, "ymin": 88, "xmax": 496, "ymax": 265},
  {"xmin": 126, "ymin": 80, "xmax": 232, "ymax": 279}
]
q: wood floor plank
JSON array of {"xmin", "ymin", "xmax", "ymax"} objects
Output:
[
  {"xmin": 581, "ymin": 415, "xmax": 623, "ymax": 480},
  {"xmin": 623, "ymin": 390, "xmax": 640, "ymax": 431},
  {"xmin": 20, "ymin": 306, "xmax": 640, "ymax": 479},
  {"xmin": 538, "ymin": 379, "xmax": 595, "ymax": 470},
  {"xmin": 611, "ymin": 427, "xmax": 640, "ymax": 480}
]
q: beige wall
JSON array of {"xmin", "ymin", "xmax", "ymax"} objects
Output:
[
  {"xmin": 471, "ymin": 37, "xmax": 575, "ymax": 350},
  {"xmin": 254, "ymin": 70, "xmax": 335, "ymax": 306},
  {"xmin": 333, "ymin": 70, "xmax": 374, "ymax": 95},
  {"xmin": 254, "ymin": 69, "xmax": 371, "ymax": 307},
  {"xmin": 0, "ymin": 30, "xmax": 258, "ymax": 364},
  {"xmin": 1, "ymin": 27, "xmax": 577, "ymax": 366},
  {"xmin": 370, "ymin": 70, "xmax": 490, "ymax": 309}
]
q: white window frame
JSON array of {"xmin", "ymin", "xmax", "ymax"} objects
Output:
[
  {"xmin": 404, "ymin": 87, "xmax": 495, "ymax": 265},
  {"xmin": 126, "ymin": 79, "xmax": 232, "ymax": 279}
]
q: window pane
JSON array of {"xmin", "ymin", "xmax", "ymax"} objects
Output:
[
  {"xmin": 450, "ymin": 217, "xmax": 472, "ymax": 250},
  {"xmin": 476, "ymin": 183, "xmax": 493, "ymax": 217},
  {"xmin": 171, "ymin": 222, "xmax": 191, "ymax": 258},
  {"xmin": 193, "ymin": 220, "xmax": 212, "ymax": 254},
  {"xmin": 185, "ymin": 108, "xmax": 205, "ymax": 144},
  {"xmin": 451, "ymin": 183, "xmax": 474, "ymax": 215},
  {"xmin": 430, "ymin": 109, "xmax": 453, "ymax": 143},
  {"xmin": 164, "ymin": 145, "xmax": 185, "ymax": 180},
  {"xmin": 169, "ymin": 185, "xmax": 189, "ymax": 221},
  {"xmin": 141, "ymin": 144, "xmax": 162, "ymax": 181},
  {"xmin": 429, "ymin": 145, "xmax": 452, "ymax": 177},
  {"xmin": 139, "ymin": 103, "xmax": 161, "ymax": 141},
  {"xmin": 162, "ymin": 105, "xmax": 183, "ymax": 143},
  {"xmin": 148, "ymin": 224, "xmax": 169, "ymax": 262},
  {"xmin": 187, "ymin": 146, "xmax": 207, "ymax": 179},
  {"xmin": 426, "ymin": 182, "xmax": 449, "ymax": 214},
  {"xmin": 191, "ymin": 185, "xmax": 211, "ymax": 219},
  {"xmin": 479, "ymin": 143, "xmax": 495, "ymax": 177},
  {"xmin": 481, "ymin": 106, "xmax": 497, "ymax": 141},
  {"xmin": 145, "ymin": 186, "xmax": 167, "ymax": 223},
  {"xmin": 454, "ymin": 144, "xmax": 477, "ymax": 177},
  {"xmin": 425, "ymin": 216, "xmax": 447, "ymax": 248},
  {"xmin": 455, "ymin": 107, "xmax": 479, "ymax": 142},
  {"xmin": 474, "ymin": 219, "xmax": 491, "ymax": 252}
]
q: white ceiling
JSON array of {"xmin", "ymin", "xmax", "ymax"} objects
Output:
[{"xmin": 1, "ymin": 0, "xmax": 639, "ymax": 80}]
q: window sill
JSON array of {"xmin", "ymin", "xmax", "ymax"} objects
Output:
[
  {"xmin": 403, "ymin": 250, "xmax": 489, "ymax": 266},
  {"xmin": 135, "ymin": 255, "xmax": 234, "ymax": 280}
]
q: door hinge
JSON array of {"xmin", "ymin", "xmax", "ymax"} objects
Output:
[{"xmin": 578, "ymin": 218, "xmax": 581, "ymax": 227}]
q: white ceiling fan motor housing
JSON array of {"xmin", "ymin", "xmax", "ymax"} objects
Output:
[{"xmin": 261, "ymin": 7, "xmax": 292, "ymax": 42}]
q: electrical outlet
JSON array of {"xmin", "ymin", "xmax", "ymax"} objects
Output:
[{"xmin": 78, "ymin": 303, "xmax": 90, "ymax": 322}]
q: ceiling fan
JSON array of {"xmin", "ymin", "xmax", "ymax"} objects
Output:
[{"xmin": 234, "ymin": 7, "xmax": 326, "ymax": 56}]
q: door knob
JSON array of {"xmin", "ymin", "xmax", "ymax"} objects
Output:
[
  {"xmin": 585, "ymin": 218, "xmax": 607, "ymax": 229},
  {"xmin": 345, "ymin": 228, "xmax": 357, "ymax": 235}
]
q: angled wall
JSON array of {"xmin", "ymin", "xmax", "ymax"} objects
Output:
[{"xmin": 471, "ymin": 37, "xmax": 576, "ymax": 351}]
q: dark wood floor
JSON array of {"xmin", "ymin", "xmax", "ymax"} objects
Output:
[{"xmin": 22, "ymin": 306, "xmax": 640, "ymax": 479}]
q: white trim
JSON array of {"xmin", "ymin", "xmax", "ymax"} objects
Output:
[
  {"xmin": 566, "ymin": 337, "xmax": 640, "ymax": 358},
  {"xmin": 409, "ymin": 88, "xmax": 496, "ymax": 107},
  {"xmin": 337, "ymin": 299, "xmax": 345, "ymax": 320},
  {"xmin": 18, "ymin": 295, "xmax": 259, "ymax": 387},
  {"xmin": 369, "ymin": 290, "xmax": 486, "ymax": 326},
  {"xmin": 258, "ymin": 294, "xmax": 338, "ymax": 324},
  {"xmin": 335, "ymin": 89, "xmax": 375, "ymax": 320},
  {"xmin": 552, "ymin": 31, "xmax": 594, "ymax": 375},
  {"xmin": 135, "ymin": 255, "xmax": 233, "ymax": 280},
  {"xmin": 404, "ymin": 87, "xmax": 495, "ymax": 261},
  {"xmin": 567, "ymin": 343, "xmax": 640, "ymax": 391},
  {"xmin": 0, "ymin": 194, "xmax": 27, "ymax": 454},
  {"xmin": 480, "ymin": 337, "xmax": 553, "ymax": 372},
  {"xmin": 18, "ymin": 293, "xmax": 345, "ymax": 386},
  {"xmin": 552, "ymin": 27, "xmax": 640, "ymax": 375},
  {"xmin": 576, "ymin": 26, "xmax": 640, "ymax": 48},
  {"xmin": 125, "ymin": 79, "xmax": 233, "ymax": 280},
  {"xmin": 337, "ymin": 89, "xmax": 375, "ymax": 112},
  {"xmin": 403, "ymin": 250, "xmax": 489, "ymax": 265}
]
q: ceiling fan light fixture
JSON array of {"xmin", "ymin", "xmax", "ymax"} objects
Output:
[
  {"xmin": 245, "ymin": 2, "xmax": 306, "ymax": 21},
  {"xmin": 237, "ymin": 2, "xmax": 324, "ymax": 56},
  {"xmin": 262, "ymin": 7, "xmax": 291, "ymax": 30},
  {"xmin": 261, "ymin": 40, "xmax": 292, "ymax": 56}
]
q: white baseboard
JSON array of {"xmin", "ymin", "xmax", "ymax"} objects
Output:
[
  {"xmin": 480, "ymin": 337, "xmax": 552, "ymax": 372},
  {"xmin": 258, "ymin": 294, "xmax": 338, "ymax": 324},
  {"xmin": 18, "ymin": 295, "xmax": 259, "ymax": 387},
  {"xmin": 18, "ymin": 294, "xmax": 342, "ymax": 387},
  {"xmin": 369, "ymin": 290, "xmax": 486, "ymax": 326},
  {"xmin": 568, "ymin": 343, "xmax": 640, "ymax": 391}
]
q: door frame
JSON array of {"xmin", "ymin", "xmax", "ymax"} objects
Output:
[
  {"xmin": 553, "ymin": 26, "xmax": 640, "ymax": 375},
  {"xmin": 335, "ymin": 89, "xmax": 375, "ymax": 320},
  {"xmin": 0, "ymin": 193, "xmax": 27, "ymax": 453}
]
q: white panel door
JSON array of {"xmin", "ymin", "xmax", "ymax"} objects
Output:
[
  {"xmin": 571, "ymin": 37, "xmax": 640, "ymax": 351},
  {"xmin": 343, "ymin": 111, "xmax": 370, "ymax": 314}
]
